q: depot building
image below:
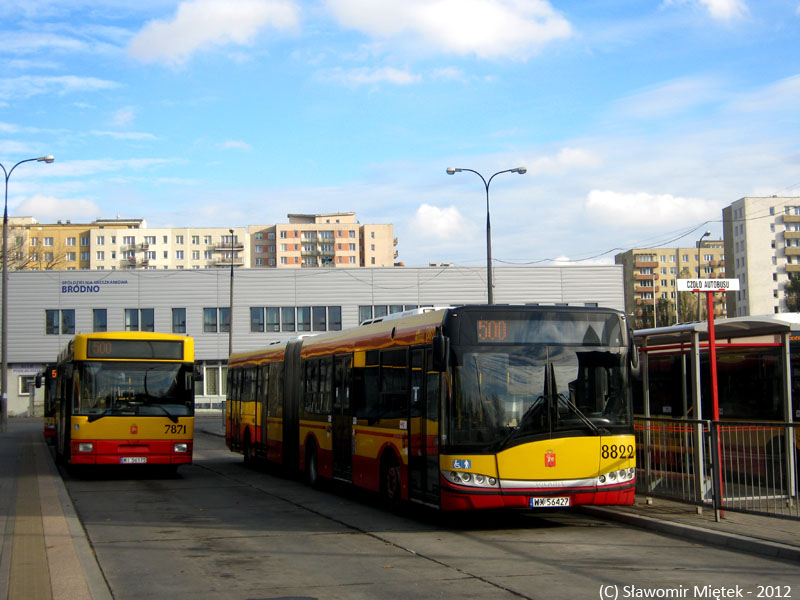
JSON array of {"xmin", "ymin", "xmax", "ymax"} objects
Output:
[{"xmin": 1, "ymin": 265, "xmax": 625, "ymax": 415}]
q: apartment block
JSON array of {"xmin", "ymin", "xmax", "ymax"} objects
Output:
[
  {"xmin": 615, "ymin": 240, "xmax": 726, "ymax": 328},
  {"xmin": 7, "ymin": 212, "xmax": 395, "ymax": 271},
  {"xmin": 248, "ymin": 213, "xmax": 396, "ymax": 268},
  {"xmin": 723, "ymin": 196, "xmax": 800, "ymax": 316}
]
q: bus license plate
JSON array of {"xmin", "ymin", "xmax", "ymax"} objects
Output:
[
  {"xmin": 529, "ymin": 496, "xmax": 570, "ymax": 508},
  {"xmin": 121, "ymin": 457, "xmax": 147, "ymax": 464}
]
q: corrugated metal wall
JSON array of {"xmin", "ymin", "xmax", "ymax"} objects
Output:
[{"xmin": 3, "ymin": 265, "xmax": 624, "ymax": 363}]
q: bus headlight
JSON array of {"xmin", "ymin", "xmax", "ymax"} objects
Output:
[
  {"xmin": 446, "ymin": 471, "xmax": 499, "ymax": 488},
  {"xmin": 78, "ymin": 442, "xmax": 94, "ymax": 453},
  {"xmin": 173, "ymin": 443, "xmax": 189, "ymax": 453},
  {"xmin": 597, "ymin": 467, "xmax": 636, "ymax": 486}
]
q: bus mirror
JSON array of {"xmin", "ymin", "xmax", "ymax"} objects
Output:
[
  {"xmin": 194, "ymin": 365, "xmax": 204, "ymax": 382},
  {"xmin": 432, "ymin": 331, "xmax": 449, "ymax": 372},
  {"xmin": 35, "ymin": 373, "xmax": 42, "ymax": 388},
  {"xmin": 629, "ymin": 332, "xmax": 641, "ymax": 379}
]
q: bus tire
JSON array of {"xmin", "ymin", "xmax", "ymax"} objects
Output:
[
  {"xmin": 380, "ymin": 451, "xmax": 402, "ymax": 509},
  {"xmin": 305, "ymin": 441, "xmax": 319, "ymax": 488}
]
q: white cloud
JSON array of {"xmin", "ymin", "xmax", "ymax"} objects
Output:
[
  {"xmin": 729, "ymin": 74, "xmax": 800, "ymax": 113},
  {"xmin": 91, "ymin": 131, "xmax": 157, "ymax": 141},
  {"xmin": 320, "ymin": 66, "xmax": 421, "ymax": 86},
  {"xmin": 526, "ymin": 147, "xmax": 602, "ymax": 175},
  {"xmin": 614, "ymin": 76, "xmax": 724, "ymax": 119},
  {"xmin": 662, "ymin": 0, "xmax": 749, "ymax": 21},
  {"xmin": 12, "ymin": 194, "xmax": 100, "ymax": 222},
  {"xmin": 411, "ymin": 204, "xmax": 472, "ymax": 240},
  {"xmin": 218, "ymin": 140, "xmax": 253, "ymax": 151},
  {"xmin": 323, "ymin": 0, "xmax": 572, "ymax": 59},
  {"xmin": 0, "ymin": 75, "xmax": 119, "ymax": 99},
  {"xmin": 111, "ymin": 107, "xmax": 136, "ymax": 127},
  {"xmin": 585, "ymin": 190, "xmax": 718, "ymax": 227},
  {"xmin": 128, "ymin": 0, "xmax": 300, "ymax": 65}
]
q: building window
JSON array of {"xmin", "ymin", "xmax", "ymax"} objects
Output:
[
  {"xmin": 66, "ymin": 237, "xmax": 76, "ymax": 246},
  {"xmin": 172, "ymin": 308, "xmax": 186, "ymax": 333},
  {"xmin": 125, "ymin": 309, "xmax": 139, "ymax": 331},
  {"xmin": 281, "ymin": 307, "xmax": 295, "ymax": 331},
  {"xmin": 204, "ymin": 308, "xmax": 218, "ymax": 332},
  {"xmin": 328, "ymin": 306, "xmax": 342, "ymax": 330},
  {"xmin": 297, "ymin": 306, "xmax": 311, "ymax": 332},
  {"xmin": 266, "ymin": 306, "xmax": 281, "ymax": 331},
  {"xmin": 192, "ymin": 235, "xmax": 200, "ymax": 245},
  {"xmin": 176, "ymin": 250, "xmax": 184, "ymax": 260},
  {"xmin": 312, "ymin": 306, "xmax": 327, "ymax": 331},
  {"xmin": 93, "ymin": 309, "xmax": 107, "ymax": 332},
  {"xmin": 45, "ymin": 309, "xmax": 75, "ymax": 335},
  {"xmin": 45, "ymin": 310, "xmax": 59, "ymax": 334},
  {"xmin": 66, "ymin": 252, "xmax": 76, "ymax": 262},
  {"xmin": 358, "ymin": 306, "xmax": 372, "ymax": 323},
  {"xmin": 81, "ymin": 236, "xmax": 89, "ymax": 246},
  {"xmin": 219, "ymin": 307, "xmax": 230, "ymax": 333},
  {"xmin": 250, "ymin": 307, "xmax": 265, "ymax": 332},
  {"xmin": 176, "ymin": 235, "xmax": 184, "ymax": 244}
]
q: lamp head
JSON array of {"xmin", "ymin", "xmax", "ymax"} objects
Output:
[
  {"xmin": 37, "ymin": 156, "xmax": 55, "ymax": 164},
  {"xmin": 446, "ymin": 167, "xmax": 460, "ymax": 175},
  {"xmin": 513, "ymin": 167, "xmax": 527, "ymax": 174}
]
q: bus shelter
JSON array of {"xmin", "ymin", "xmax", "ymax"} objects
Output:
[{"xmin": 633, "ymin": 315, "xmax": 799, "ymax": 518}]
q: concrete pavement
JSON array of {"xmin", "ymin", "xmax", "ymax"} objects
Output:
[{"xmin": 1, "ymin": 415, "xmax": 796, "ymax": 600}]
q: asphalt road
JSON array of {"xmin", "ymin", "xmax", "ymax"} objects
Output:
[{"xmin": 60, "ymin": 416, "xmax": 798, "ymax": 600}]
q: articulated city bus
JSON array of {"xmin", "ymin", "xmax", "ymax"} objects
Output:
[
  {"xmin": 53, "ymin": 332, "xmax": 196, "ymax": 470},
  {"xmin": 227, "ymin": 305, "xmax": 637, "ymax": 510}
]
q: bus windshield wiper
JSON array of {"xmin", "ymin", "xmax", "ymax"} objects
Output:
[{"xmin": 558, "ymin": 393, "xmax": 609, "ymax": 435}]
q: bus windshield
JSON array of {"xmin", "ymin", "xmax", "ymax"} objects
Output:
[
  {"xmin": 75, "ymin": 361, "xmax": 194, "ymax": 421},
  {"xmin": 449, "ymin": 344, "xmax": 630, "ymax": 449}
]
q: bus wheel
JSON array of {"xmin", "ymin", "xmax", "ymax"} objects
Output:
[
  {"xmin": 305, "ymin": 442, "xmax": 319, "ymax": 488},
  {"xmin": 381, "ymin": 453, "xmax": 402, "ymax": 509}
]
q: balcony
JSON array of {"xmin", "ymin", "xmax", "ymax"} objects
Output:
[
  {"xmin": 785, "ymin": 231, "xmax": 800, "ymax": 240},
  {"xmin": 784, "ymin": 215, "xmax": 800, "ymax": 224},
  {"xmin": 634, "ymin": 261, "xmax": 658, "ymax": 268},
  {"xmin": 634, "ymin": 273, "xmax": 656, "ymax": 281},
  {"xmin": 213, "ymin": 242, "xmax": 244, "ymax": 252},
  {"xmin": 785, "ymin": 247, "xmax": 800, "ymax": 256},
  {"xmin": 213, "ymin": 258, "xmax": 244, "ymax": 267},
  {"xmin": 787, "ymin": 265, "xmax": 800, "ymax": 273}
]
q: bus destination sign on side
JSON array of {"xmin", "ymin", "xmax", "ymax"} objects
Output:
[{"xmin": 677, "ymin": 278, "xmax": 740, "ymax": 292}]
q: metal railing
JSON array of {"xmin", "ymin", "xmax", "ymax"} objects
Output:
[{"xmin": 635, "ymin": 417, "xmax": 799, "ymax": 520}]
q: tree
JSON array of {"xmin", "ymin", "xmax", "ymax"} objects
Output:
[
  {"xmin": 677, "ymin": 267, "xmax": 700, "ymax": 322},
  {"xmin": 785, "ymin": 274, "xmax": 800, "ymax": 312}
]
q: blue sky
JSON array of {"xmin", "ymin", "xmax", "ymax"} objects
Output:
[{"xmin": 2, "ymin": 0, "xmax": 800, "ymax": 267}]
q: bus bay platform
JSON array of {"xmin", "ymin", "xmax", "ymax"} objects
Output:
[{"xmin": 0, "ymin": 418, "xmax": 797, "ymax": 600}]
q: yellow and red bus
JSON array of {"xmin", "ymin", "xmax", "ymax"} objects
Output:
[
  {"xmin": 53, "ymin": 332, "xmax": 196, "ymax": 470},
  {"xmin": 227, "ymin": 305, "xmax": 637, "ymax": 510}
]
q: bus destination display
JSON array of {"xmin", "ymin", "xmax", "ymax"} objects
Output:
[{"xmin": 87, "ymin": 339, "xmax": 184, "ymax": 360}]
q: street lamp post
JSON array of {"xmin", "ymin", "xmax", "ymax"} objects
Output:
[
  {"xmin": 446, "ymin": 166, "xmax": 527, "ymax": 304},
  {"xmin": 1, "ymin": 155, "xmax": 54, "ymax": 433},
  {"xmin": 228, "ymin": 229, "xmax": 234, "ymax": 358},
  {"xmin": 697, "ymin": 230, "xmax": 711, "ymax": 321}
]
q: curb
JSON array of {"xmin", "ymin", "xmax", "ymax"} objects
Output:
[{"xmin": 580, "ymin": 505, "xmax": 800, "ymax": 563}]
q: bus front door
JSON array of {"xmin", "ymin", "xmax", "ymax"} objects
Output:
[
  {"xmin": 332, "ymin": 355, "xmax": 353, "ymax": 481},
  {"xmin": 409, "ymin": 347, "xmax": 440, "ymax": 505}
]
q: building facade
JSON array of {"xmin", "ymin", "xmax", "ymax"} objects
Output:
[
  {"xmin": 615, "ymin": 241, "xmax": 726, "ymax": 328},
  {"xmin": 723, "ymin": 196, "xmax": 800, "ymax": 316},
  {"xmin": 247, "ymin": 213, "xmax": 396, "ymax": 268},
  {"xmin": 1, "ymin": 265, "xmax": 625, "ymax": 415},
  {"xmin": 7, "ymin": 213, "xmax": 395, "ymax": 272}
]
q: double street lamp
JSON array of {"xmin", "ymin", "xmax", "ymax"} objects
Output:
[
  {"xmin": 446, "ymin": 166, "xmax": 527, "ymax": 304},
  {"xmin": 2, "ymin": 155, "xmax": 55, "ymax": 433}
]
